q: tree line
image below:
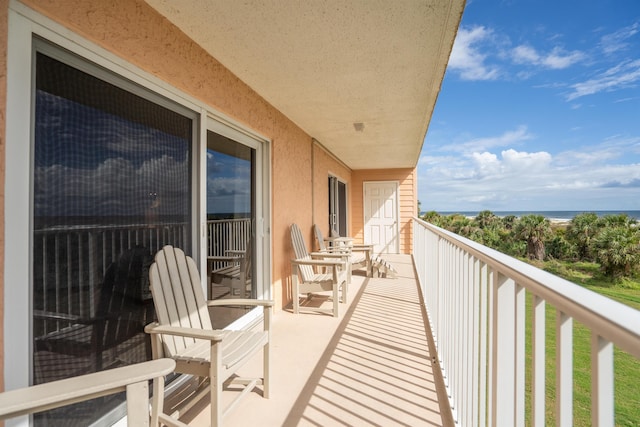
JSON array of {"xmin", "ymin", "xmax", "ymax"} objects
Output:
[{"xmin": 420, "ymin": 210, "xmax": 640, "ymax": 279}]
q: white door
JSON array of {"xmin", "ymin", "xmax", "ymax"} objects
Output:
[{"xmin": 364, "ymin": 181, "xmax": 399, "ymax": 254}]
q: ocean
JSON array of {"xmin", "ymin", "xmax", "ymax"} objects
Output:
[{"xmin": 429, "ymin": 210, "xmax": 640, "ymax": 221}]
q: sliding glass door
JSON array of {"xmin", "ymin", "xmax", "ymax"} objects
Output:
[
  {"xmin": 205, "ymin": 127, "xmax": 259, "ymax": 327},
  {"xmin": 32, "ymin": 42, "xmax": 196, "ymax": 425},
  {"xmin": 329, "ymin": 176, "xmax": 347, "ymax": 236}
]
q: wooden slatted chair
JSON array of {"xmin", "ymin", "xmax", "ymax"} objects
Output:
[
  {"xmin": 34, "ymin": 246, "xmax": 153, "ymax": 375},
  {"xmin": 0, "ymin": 358, "xmax": 186, "ymax": 427},
  {"xmin": 207, "ymin": 242, "xmax": 251, "ymax": 299},
  {"xmin": 314, "ymin": 224, "xmax": 373, "ymax": 278},
  {"xmin": 290, "ymin": 223, "xmax": 349, "ymax": 317},
  {"xmin": 144, "ymin": 245, "xmax": 272, "ymax": 427}
]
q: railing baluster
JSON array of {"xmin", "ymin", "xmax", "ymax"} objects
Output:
[
  {"xmin": 66, "ymin": 234, "xmax": 72, "ymax": 316},
  {"xmin": 532, "ymin": 295, "xmax": 546, "ymax": 427},
  {"xmin": 515, "ymin": 284, "xmax": 525, "ymax": 427},
  {"xmin": 556, "ymin": 310, "xmax": 573, "ymax": 427},
  {"xmin": 54, "ymin": 234, "xmax": 61, "ymax": 315},
  {"xmin": 486, "ymin": 267, "xmax": 494, "ymax": 427},
  {"xmin": 591, "ymin": 334, "xmax": 614, "ymax": 427},
  {"xmin": 492, "ymin": 273, "xmax": 516, "ymax": 426},
  {"xmin": 88, "ymin": 232, "xmax": 97, "ymax": 318},
  {"xmin": 78, "ymin": 233, "xmax": 84, "ymax": 316},
  {"xmin": 463, "ymin": 251, "xmax": 471, "ymax": 425},
  {"xmin": 478, "ymin": 262, "xmax": 488, "ymax": 427},
  {"xmin": 471, "ymin": 257, "xmax": 480, "ymax": 427}
]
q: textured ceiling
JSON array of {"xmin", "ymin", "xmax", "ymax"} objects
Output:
[{"xmin": 144, "ymin": 0, "xmax": 464, "ymax": 169}]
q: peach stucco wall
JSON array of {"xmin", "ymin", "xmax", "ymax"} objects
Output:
[{"xmin": 352, "ymin": 168, "xmax": 417, "ymax": 254}]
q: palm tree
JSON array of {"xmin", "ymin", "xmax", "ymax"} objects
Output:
[
  {"xmin": 475, "ymin": 210, "xmax": 498, "ymax": 229},
  {"xmin": 566, "ymin": 212, "xmax": 599, "ymax": 260},
  {"xmin": 514, "ymin": 214, "xmax": 552, "ymax": 261},
  {"xmin": 501, "ymin": 215, "xmax": 517, "ymax": 230},
  {"xmin": 593, "ymin": 226, "xmax": 640, "ymax": 278}
]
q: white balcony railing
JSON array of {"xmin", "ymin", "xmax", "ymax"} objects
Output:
[
  {"xmin": 206, "ymin": 218, "xmax": 251, "ymax": 256},
  {"xmin": 412, "ymin": 218, "xmax": 640, "ymax": 427}
]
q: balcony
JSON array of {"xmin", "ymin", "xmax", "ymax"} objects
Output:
[
  {"xmin": 10, "ymin": 219, "xmax": 640, "ymax": 426},
  {"xmin": 178, "ymin": 253, "xmax": 445, "ymax": 427},
  {"xmin": 177, "ymin": 219, "xmax": 640, "ymax": 426}
]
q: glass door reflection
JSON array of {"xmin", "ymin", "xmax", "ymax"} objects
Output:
[{"xmin": 206, "ymin": 130, "xmax": 256, "ymax": 327}]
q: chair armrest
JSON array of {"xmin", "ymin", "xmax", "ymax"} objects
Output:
[
  {"xmin": 224, "ymin": 250, "xmax": 245, "ymax": 256},
  {"xmin": 0, "ymin": 359, "xmax": 176, "ymax": 420},
  {"xmin": 208, "ymin": 256, "xmax": 242, "ymax": 263},
  {"xmin": 206, "ymin": 299, "xmax": 274, "ymax": 308},
  {"xmin": 350, "ymin": 245, "xmax": 374, "ymax": 253},
  {"xmin": 33, "ymin": 309, "xmax": 111, "ymax": 325},
  {"xmin": 33, "ymin": 310, "xmax": 83, "ymax": 323},
  {"xmin": 309, "ymin": 252, "xmax": 349, "ymax": 259},
  {"xmin": 351, "ymin": 243, "xmax": 374, "ymax": 249},
  {"xmin": 292, "ymin": 258, "xmax": 345, "ymax": 267},
  {"xmin": 144, "ymin": 323, "xmax": 226, "ymax": 342},
  {"xmin": 315, "ymin": 248, "xmax": 352, "ymax": 255}
]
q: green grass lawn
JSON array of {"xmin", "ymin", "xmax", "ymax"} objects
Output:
[{"xmin": 524, "ymin": 261, "xmax": 640, "ymax": 426}]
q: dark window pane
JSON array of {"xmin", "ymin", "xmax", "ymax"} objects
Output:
[{"xmin": 32, "ymin": 50, "xmax": 193, "ymax": 426}]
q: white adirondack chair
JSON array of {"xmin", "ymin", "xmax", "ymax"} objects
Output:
[
  {"xmin": 290, "ymin": 223, "xmax": 349, "ymax": 317},
  {"xmin": 145, "ymin": 246, "xmax": 272, "ymax": 427},
  {"xmin": 0, "ymin": 358, "xmax": 186, "ymax": 427},
  {"xmin": 314, "ymin": 224, "xmax": 373, "ymax": 278},
  {"xmin": 207, "ymin": 241, "xmax": 251, "ymax": 299}
]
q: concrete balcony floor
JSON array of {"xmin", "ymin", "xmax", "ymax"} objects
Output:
[{"xmin": 175, "ymin": 254, "xmax": 446, "ymax": 426}]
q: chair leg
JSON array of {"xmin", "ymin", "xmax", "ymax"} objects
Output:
[
  {"xmin": 292, "ymin": 268, "xmax": 300, "ymax": 314},
  {"xmin": 333, "ymin": 284, "xmax": 339, "ymax": 317},
  {"xmin": 263, "ymin": 304, "xmax": 271, "ymax": 399},
  {"xmin": 263, "ymin": 341, "xmax": 270, "ymax": 399},
  {"xmin": 151, "ymin": 373, "xmax": 165, "ymax": 426},
  {"xmin": 210, "ymin": 342, "xmax": 223, "ymax": 427}
]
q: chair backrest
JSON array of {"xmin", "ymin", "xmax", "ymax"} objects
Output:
[
  {"xmin": 100, "ymin": 246, "xmax": 153, "ymax": 348},
  {"xmin": 148, "ymin": 246, "xmax": 213, "ymax": 357},
  {"xmin": 290, "ymin": 224, "xmax": 315, "ymax": 283},
  {"xmin": 313, "ymin": 224, "xmax": 328, "ymax": 252}
]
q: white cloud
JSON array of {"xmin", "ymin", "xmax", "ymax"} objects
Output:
[
  {"xmin": 501, "ymin": 148, "xmax": 552, "ymax": 169},
  {"xmin": 419, "ymin": 132, "xmax": 640, "ymax": 211},
  {"xmin": 440, "ymin": 126, "xmax": 534, "ymax": 153},
  {"xmin": 449, "ymin": 26, "xmax": 500, "ymax": 80},
  {"xmin": 566, "ymin": 59, "xmax": 640, "ymax": 100},
  {"xmin": 600, "ymin": 22, "xmax": 640, "ymax": 55},
  {"xmin": 512, "ymin": 45, "xmax": 584, "ymax": 69}
]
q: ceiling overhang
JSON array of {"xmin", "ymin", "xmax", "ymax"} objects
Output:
[{"xmin": 144, "ymin": 0, "xmax": 465, "ymax": 170}]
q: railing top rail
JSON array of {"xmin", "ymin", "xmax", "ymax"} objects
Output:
[
  {"xmin": 207, "ymin": 218, "xmax": 251, "ymax": 224},
  {"xmin": 413, "ymin": 217, "xmax": 640, "ymax": 358},
  {"xmin": 34, "ymin": 222, "xmax": 188, "ymax": 233}
]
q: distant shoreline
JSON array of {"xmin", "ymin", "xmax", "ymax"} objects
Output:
[{"xmin": 423, "ymin": 210, "xmax": 640, "ymax": 224}]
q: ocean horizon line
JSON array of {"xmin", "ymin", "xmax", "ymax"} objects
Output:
[{"xmin": 423, "ymin": 210, "xmax": 640, "ymax": 221}]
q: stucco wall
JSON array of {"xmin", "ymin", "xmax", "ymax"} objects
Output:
[{"xmin": 352, "ymin": 168, "xmax": 417, "ymax": 254}]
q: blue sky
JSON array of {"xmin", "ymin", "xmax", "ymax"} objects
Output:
[{"xmin": 419, "ymin": 0, "xmax": 640, "ymax": 212}]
